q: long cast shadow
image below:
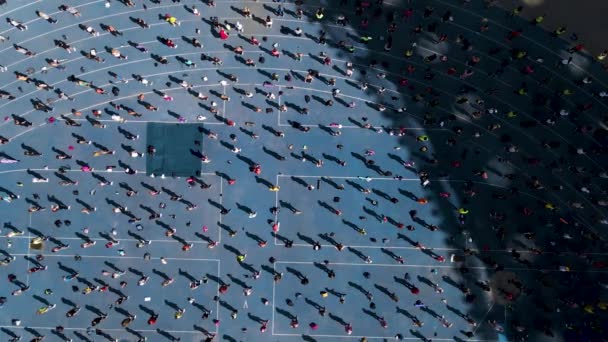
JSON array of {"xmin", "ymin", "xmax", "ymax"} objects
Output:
[{"xmin": 312, "ymin": 0, "xmax": 608, "ymax": 340}]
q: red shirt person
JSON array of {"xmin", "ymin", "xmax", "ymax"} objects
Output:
[{"xmin": 219, "ymin": 29, "xmax": 229, "ymax": 40}]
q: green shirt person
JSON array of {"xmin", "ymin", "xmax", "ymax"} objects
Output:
[
  {"xmin": 315, "ymin": 8, "xmax": 324, "ymax": 20},
  {"xmin": 554, "ymin": 27, "xmax": 567, "ymax": 36},
  {"xmin": 360, "ymin": 35, "xmax": 372, "ymax": 43}
]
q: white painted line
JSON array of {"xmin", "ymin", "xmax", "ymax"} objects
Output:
[
  {"xmin": 0, "ymin": 325, "xmax": 212, "ymax": 334},
  {"xmin": 215, "ymin": 260, "xmax": 221, "ymax": 323},
  {"xmin": 8, "ymin": 235, "xmax": 219, "ymax": 245},
  {"xmin": 0, "ymin": 0, "xmax": 103, "ymax": 35},
  {"xmin": 0, "ymin": 0, "xmax": 44, "ymax": 21},
  {"xmin": 271, "ymin": 332, "xmax": 496, "ymax": 341},
  {"xmin": 64, "ymin": 119, "xmax": 225, "ymax": 124},
  {"xmin": 3, "ymin": 253, "xmax": 220, "ymax": 262},
  {"xmin": 0, "ymin": 168, "xmax": 146, "ymax": 175},
  {"xmin": 472, "ymin": 301, "xmax": 495, "ymax": 335},
  {"xmin": 277, "ymin": 175, "xmax": 404, "ymax": 180},
  {"xmin": 25, "ymin": 213, "xmax": 32, "ymax": 286},
  {"xmin": 6, "ymin": 74, "xmax": 409, "ymax": 143},
  {"xmin": 275, "ymin": 175, "xmax": 598, "ymax": 232},
  {"xmin": 273, "ymin": 260, "xmax": 608, "ymax": 273},
  {"xmin": 2, "ymin": 50, "xmax": 229, "ymax": 113},
  {"xmin": 0, "ymin": 168, "xmax": 219, "ymax": 175},
  {"xmin": 218, "ymin": 177, "xmax": 223, "ymax": 244},
  {"xmin": 271, "ymin": 262, "xmax": 277, "ymax": 335},
  {"xmin": 278, "ymin": 123, "xmax": 448, "ymax": 130},
  {"xmin": 279, "ymin": 242, "xmax": 608, "ymax": 256},
  {"xmin": 0, "ymin": 2, "xmax": 195, "ymax": 55},
  {"xmin": 273, "ymin": 173, "xmax": 280, "ymax": 246},
  {"xmin": 221, "ymin": 84, "xmax": 227, "ymax": 118},
  {"xmin": 8, "ymin": 125, "xmax": 37, "ymax": 140}
]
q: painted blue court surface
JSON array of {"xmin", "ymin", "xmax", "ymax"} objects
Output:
[{"xmin": 0, "ymin": 0, "xmax": 607, "ymax": 342}]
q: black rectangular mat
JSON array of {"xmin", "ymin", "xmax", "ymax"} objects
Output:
[{"xmin": 145, "ymin": 123, "xmax": 202, "ymax": 177}]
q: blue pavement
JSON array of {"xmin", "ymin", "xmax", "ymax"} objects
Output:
[{"xmin": 0, "ymin": 0, "xmax": 607, "ymax": 342}]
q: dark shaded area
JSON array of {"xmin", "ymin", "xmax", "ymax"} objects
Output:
[
  {"xmin": 495, "ymin": 0, "xmax": 608, "ymax": 57},
  {"xmin": 309, "ymin": 0, "xmax": 608, "ymax": 340}
]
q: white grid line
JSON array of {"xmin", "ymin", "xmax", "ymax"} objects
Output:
[
  {"xmin": 271, "ymin": 261, "xmax": 276, "ymax": 335},
  {"xmin": 3, "ymin": 253, "xmax": 220, "ymax": 262},
  {"xmin": 273, "ymin": 261, "xmax": 608, "ymax": 273},
  {"xmin": 271, "ymin": 332, "xmax": 496, "ymax": 341},
  {"xmin": 221, "ymin": 84, "xmax": 227, "ymax": 119},
  {"xmin": 273, "ymin": 173, "xmax": 280, "ymax": 246},
  {"xmin": 24, "ymin": 213, "xmax": 32, "ymax": 286},
  {"xmin": 0, "ymin": 325, "xmax": 213, "ymax": 334},
  {"xmin": 472, "ymin": 301, "xmax": 495, "ymax": 335},
  {"xmin": 7, "ymin": 236, "xmax": 219, "ymax": 244},
  {"xmin": 218, "ymin": 177, "xmax": 223, "ymax": 244},
  {"xmin": 215, "ymin": 260, "xmax": 221, "ymax": 332},
  {"xmin": 281, "ymin": 243, "xmax": 587, "ymax": 254}
]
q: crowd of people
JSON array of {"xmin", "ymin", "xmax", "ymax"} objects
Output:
[{"xmin": 0, "ymin": 0, "xmax": 607, "ymax": 341}]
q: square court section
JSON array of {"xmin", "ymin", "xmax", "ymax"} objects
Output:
[
  {"xmin": 274, "ymin": 175, "xmax": 448, "ymax": 250},
  {"xmin": 0, "ymin": 253, "xmax": 220, "ymax": 340},
  {"xmin": 272, "ymin": 261, "xmax": 496, "ymax": 339},
  {"xmin": 146, "ymin": 123, "xmax": 205, "ymax": 177}
]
